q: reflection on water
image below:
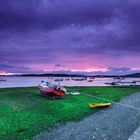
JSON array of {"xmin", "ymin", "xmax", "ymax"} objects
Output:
[{"xmin": 0, "ymin": 76, "xmax": 140, "ymax": 88}]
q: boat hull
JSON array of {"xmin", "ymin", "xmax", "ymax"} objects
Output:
[
  {"xmin": 40, "ymin": 88, "xmax": 65, "ymax": 99},
  {"xmin": 89, "ymin": 103, "xmax": 111, "ymax": 108}
]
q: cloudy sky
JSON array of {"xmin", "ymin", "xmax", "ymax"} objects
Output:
[{"xmin": 0, "ymin": 0, "xmax": 140, "ymax": 75}]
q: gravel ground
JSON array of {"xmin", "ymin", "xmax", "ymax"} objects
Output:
[
  {"xmin": 34, "ymin": 92, "xmax": 140, "ymax": 140},
  {"xmin": 128, "ymin": 126, "xmax": 140, "ymax": 140}
]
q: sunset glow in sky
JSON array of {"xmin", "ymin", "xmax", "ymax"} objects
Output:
[{"xmin": 0, "ymin": 0, "xmax": 140, "ymax": 75}]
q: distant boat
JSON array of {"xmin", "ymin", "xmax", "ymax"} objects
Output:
[
  {"xmin": 87, "ymin": 79, "xmax": 94, "ymax": 82},
  {"xmin": 54, "ymin": 79, "xmax": 63, "ymax": 82},
  {"xmin": 74, "ymin": 78, "xmax": 85, "ymax": 81},
  {"xmin": 113, "ymin": 77, "xmax": 125, "ymax": 80},
  {"xmin": 71, "ymin": 77, "xmax": 87, "ymax": 81},
  {"xmin": 74, "ymin": 79, "xmax": 83, "ymax": 81},
  {"xmin": 104, "ymin": 82, "xmax": 120, "ymax": 86},
  {"xmin": 105, "ymin": 81, "xmax": 137, "ymax": 86},
  {"xmin": 89, "ymin": 77, "xmax": 95, "ymax": 79},
  {"xmin": 71, "ymin": 78, "xmax": 75, "ymax": 80},
  {"xmin": 0, "ymin": 78, "xmax": 6, "ymax": 82}
]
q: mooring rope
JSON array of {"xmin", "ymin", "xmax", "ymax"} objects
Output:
[{"xmin": 85, "ymin": 94, "xmax": 140, "ymax": 111}]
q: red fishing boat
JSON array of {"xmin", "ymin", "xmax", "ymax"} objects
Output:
[{"xmin": 39, "ymin": 81, "xmax": 66, "ymax": 99}]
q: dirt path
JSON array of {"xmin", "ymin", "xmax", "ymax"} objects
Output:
[{"xmin": 34, "ymin": 92, "xmax": 140, "ymax": 140}]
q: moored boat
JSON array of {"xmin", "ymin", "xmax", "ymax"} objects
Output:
[
  {"xmin": 89, "ymin": 103, "xmax": 111, "ymax": 108},
  {"xmin": 39, "ymin": 81, "xmax": 66, "ymax": 99}
]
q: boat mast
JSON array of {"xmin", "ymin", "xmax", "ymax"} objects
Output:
[{"xmin": 50, "ymin": 65, "xmax": 58, "ymax": 84}]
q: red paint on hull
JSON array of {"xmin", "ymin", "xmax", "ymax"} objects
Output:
[{"xmin": 40, "ymin": 88, "xmax": 65, "ymax": 97}]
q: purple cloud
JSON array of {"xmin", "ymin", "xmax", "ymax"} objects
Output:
[{"xmin": 0, "ymin": 0, "xmax": 140, "ymax": 74}]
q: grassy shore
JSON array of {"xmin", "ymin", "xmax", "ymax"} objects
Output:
[{"xmin": 0, "ymin": 86, "xmax": 140, "ymax": 139}]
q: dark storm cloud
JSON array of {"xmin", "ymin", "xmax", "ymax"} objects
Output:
[
  {"xmin": 0, "ymin": 62, "xmax": 31, "ymax": 73},
  {"xmin": 0, "ymin": 0, "xmax": 126, "ymax": 29},
  {"xmin": 0, "ymin": 0, "xmax": 140, "ymax": 73},
  {"xmin": 1, "ymin": 0, "xmax": 139, "ymax": 51}
]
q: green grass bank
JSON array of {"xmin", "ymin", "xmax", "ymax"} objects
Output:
[{"xmin": 0, "ymin": 86, "xmax": 140, "ymax": 139}]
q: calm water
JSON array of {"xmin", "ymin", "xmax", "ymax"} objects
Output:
[{"xmin": 0, "ymin": 76, "xmax": 140, "ymax": 88}]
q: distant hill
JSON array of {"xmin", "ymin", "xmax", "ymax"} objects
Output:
[
  {"xmin": 19, "ymin": 73, "xmax": 122, "ymax": 77},
  {"xmin": 20, "ymin": 73, "xmax": 86, "ymax": 77},
  {"xmin": 124, "ymin": 73, "xmax": 140, "ymax": 77},
  {"xmin": 1, "ymin": 72, "xmax": 140, "ymax": 78},
  {"xmin": 21, "ymin": 73, "xmax": 140, "ymax": 78}
]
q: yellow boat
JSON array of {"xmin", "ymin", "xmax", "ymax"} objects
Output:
[{"xmin": 89, "ymin": 103, "xmax": 112, "ymax": 108}]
